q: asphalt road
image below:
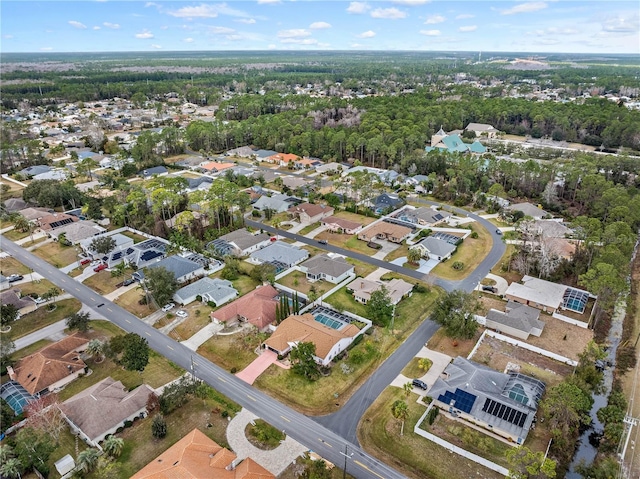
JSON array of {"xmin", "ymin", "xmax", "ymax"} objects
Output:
[{"xmin": 1, "ymin": 238, "xmax": 406, "ymax": 479}]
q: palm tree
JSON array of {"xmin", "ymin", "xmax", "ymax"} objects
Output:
[
  {"xmin": 47, "ymin": 287, "xmax": 60, "ymax": 302},
  {"xmin": 407, "ymin": 247, "xmax": 422, "ymax": 265},
  {"xmin": 403, "ymin": 381, "xmax": 413, "ymax": 398},
  {"xmin": 0, "ymin": 444, "xmax": 14, "ymax": 463},
  {"xmin": 0, "ymin": 457, "xmax": 23, "ymax": 479},
  {"xmin": 76, "ymin": 448, "xmax": 100, "ymax": 474},
  {"xmin": 86, "ymin": 339, "xmax": 106, "ymax": 363},
  {"xmin": 391, "ymin": 399, "xmax": 409, "ymax": 436},
  {"xmin": 102, "ymin": 436, "xmax": 124, "ymax": 458},
  {"xmin": 13, "ymin": 215, "xmax": 30, "ymax": 233}
]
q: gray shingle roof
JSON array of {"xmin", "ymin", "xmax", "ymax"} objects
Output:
[
  {"xmin": 301, "ymin": 254, "xmax": 353, "ymax": 278},
  {"xmin": 146, "ymin": 255, "xmax": 202, "ymax": 279},
  {"xmin": 221, "ymin": 228, "xmax": 271, "ymax": 252},
  {"xmin": 250, "ymin": 241, "xmax": 309, "ymax": 267},
  {"xmin": 486, "ymin": 301, "xmax": 545, "ymax": 335},
  {"xmin": 174, "ymin": 277, "xmax": 237, "ymax": 305},
  {"xmin": 415, "ymin": 236, "xmax": 457, "ymax": 257}
]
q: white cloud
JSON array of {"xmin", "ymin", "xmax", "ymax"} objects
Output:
[
  {"xmin": 310, "ymin": 21, "xmax": 331, "ymax": 30},
  {"xmin": 68, "ymin": 20, "xmax": 87, "ymax": 29},
  {"xmin": 267, "ymin": 44, "xmax": 276, "ymax": 49},
  {"xmin": 500, "ymin": 2, "xmax": 547, "ymax": 15},
  {"xmin": 135, "ymin": 30, "xmax": 154, "ymax": 39},
  {"xmin": 3, "ymin": 34, "xmax": 13, "ymax": 39},
  {"xmin": 184, "ymin": 37, "xmax": 194, "ymax": 43},
  {"xmin": 145, "ymin": 2, "xmax": 158, "ymax": 7},
  {"xmin": 546, "ymin": 27, "xmax": 579, "ymax": 35},
  {"xmin": 424, "ymin": 14, "xmax": 445, "ymax": 24},
  {"xmin": 103, "ymin": 22, "xmax": 120, "ymax": 29},
  {"xmin": 40, "ymin": 47, "xmax": 53, "ymax": 51},
  {"xmin": 93, "ymin": 26, "xmax": 101, "ymax": 30},
  {"xmin": 151, "ymin": 44, "xmax": 162, "ymax": 49},
  {"xmin": 210, "ymin": 26, "xmax": 236, "ymax": 34},
  {"xmin": 370, "ymin": 7, "xmax": 406, "ymax": 19},
  {"xmin": 236, "ymin": 18, "xmax": 256, "ymax": 24},
  {"xmin": 278, "ymin": 29, "xmax": 311, "ymax": 39},
  {"xmin": 280, "ymin": 38, "xmax": 318, "ymax": 45},
  {"xmin": 347, "ymin": 2, "xmax": 370, "ymax": 14},
  {"xmin": 420, "ymin": 29, "xmax": 441, "ymax": 36},
  {"xmin": 225, "ymin": 34, "xmax": 244, "ymax": 41},
  {"xmin": 169, "ymin": 4, "xmax": 218, "ymax": 18},
  {"xmin": 459, "ymin": 25, "xmax": 477, "ymax": 32},
  {"xmin": 358, "ymin": 30, "xmax": 376, "ymax": 38},
  {"xmin": 602, "ymin": 13, "xmax": 639, "ymax": 33},
  {"xmin": 455, "ymin": 14, "xmax": 475, "ymax": 20},
  {"xmin": 257, "ymin": 0, "xmax": 281, "ymax": 4},
  {"xmin": 393, "ymin": 0, "xmax": 429, "ymax": 5}
]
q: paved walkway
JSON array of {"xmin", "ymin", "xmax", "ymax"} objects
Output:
[
  {"xmin": 484, "ymin": 273, "xmax": 509, "ymax": 295},
  {"xmin": 226, "ymin": 408, "xmax": 307, "ymax": 476},
  {"xmin": 181, "ymin": 322, "xmax": 224, "ymax": 350},
  {"xmin": 363, "ymin": 267, "xmax": 390, "ymax": 282},
  {"xmin": 389, "ymin": 256, "xmax": 439, "ymax": 274},
  {"xmin": 390, "ymin": 346, "xmax": 452, "ymax": 395},
  {"xmin": 235, "ymin": 350, "xmax": 278, "ymax": 385},
  {"xmin": 303, "ymin": 224, "xmax": 327, "ymax": 239}
]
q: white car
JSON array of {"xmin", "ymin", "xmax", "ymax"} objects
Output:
[
  {"xmin": 175, "ymin": 310, "xmax": 188, "ymax": 318},
  {"xmin": 90, "ymin": 260, "xmax": 102, "ymax": 267},
  {"xmin": 162, "ymin": 303, "xmax": 175, "ymax": 312},
  {"xmin": 34, "ymin": 297, "xmax": 47, "ymax": 304}
]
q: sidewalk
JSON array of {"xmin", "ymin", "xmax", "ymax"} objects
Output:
[{"xmin": 180, "ymin": 322, "xmax": 224, "ymax": 351}]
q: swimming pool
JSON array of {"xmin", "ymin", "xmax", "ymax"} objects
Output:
[
  {"xmin": 0, "ymin": 380, "xmax": 34, "ymax": 415},
  {"xmin": 314, "ymin": 313, "xmax": 343, "ymax": 330}
]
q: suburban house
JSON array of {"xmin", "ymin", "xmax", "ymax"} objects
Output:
[
  {"xmin": 173, "ymin": 277, "xmax": 238, "ymax": 306},
  {"xmin": 207, "ymin": 228, "xmax": 271, "ymax": 257},
  {"xmin": 226, "ymin": 146, "xmax": 256, "ymax": 157},
  {"xmin": 287, "ymin": 203, "xmax": 334, "ymax": 224},
  {"xmin": 16, "ymin": 207, "xmax": 52, "ymax": 223},
  {"xmin": 200, "ymin": 161, "xmax": 235, "ymax": 174},
  {"xmin": 249, "ymin": 241, "xmax": 309, "ymax": 271},
  {"xmin": 321, "ymin": 216, "xmax": 363, "ymax": 234},
  {"xmin": 0, "ymin": 289, "xmax": 37, "ymax": 316},
  {"xmin": 394, "ymin": 207, "xmax": 451, "ymax": 227},
  {"xmin": 528, "ymin": 220, "xmax": 572, "ymax": 238},
  {"xmin": 371, "ymin": 193, "xmax": 404, "ymax": 214},
  {"xmin": 505, "ymin": 275, "xmax": 593, "ymax": 315},
  {"xmin": 294, "ymin": 157, "xmax": 322, "ymax": 170},
  {"xmin": 298, "ymin": 254, "xmax": 354, "ymax": 284},
  {"xmin": 121, "ymin": 238, "xmax": 167, "ymax": 269},
  {"xmin": 211, "ymin": 284, "xmax": 279, "ymax": 331},
  {"xmin": 267, "ymin": 152, "xmax": 300, "ymax": 166},
  {"xmin": 18, "ymin": 165, "xmax": 51, "ymax": 178},
  {"xmin": 139, "ymin": 255, "xmax": 205, "ymax": 284},
  {"xmin": 506, "ymin": 202, "xmax": 549, "ymax": 220},
  {"xmin": 253, "ymin": 193, "xmax": 296, "ymax": 213},
  {"xmin": 263, "ymin": 313, "xmax": 361, "ymax": 366},
  {"xmin": 425, "ymin": 128, "xmax": 487, "ymax": 154},
  {"xmin": 3, "ymin": 198, "xmax": 29, "ymax": 213},
  {"xmin": 139, "ymin": 166, "xmax": 168, "ymax": 178},
  {"xmin": 253, "ymin": 149, "xmax": 278, "ymax": 161},
  {"xmin": 37, "ymin": 213, "xmax": 79, "ymax": 231},
  {"xmin": 411, "ymin": 236, "xmax": 457, "ymax": 261},
  {"xmin": 8, "ymin": 333, "xmax": 88, "ymax": 396},
  {"xmin": 347, "ymin": 277, "xmax": 413, "ymax": 305},
  {"xmin": 50, "ymin": 220, "xmax": 106, "ymax": 244},
  {"xmin": 131, "ymin": 428, "xmax": 275, "ymax": 479},
  {"xmin": 185, "ymin": 176, "xmax": 214, "ymax": 193},
  {"xmin": 80, "ymin": 232, "xmax": 134, "ymax": 261},
  {"xmin": 281, "ymin": 176, "xmax": 309, "ymax": 190},
  {"xmin": 33, "ymin": 170, "xmax": 68, "ymax": 181},
  {"xmin": 60, "ymin": 377, "xmax": 154, "ymax": 446},
  {"xmin": 485, "ymin": 301, "xmax": 545, "ymax": 340},
  {"xmin": 357, "ymin": 221, "xmax": 412, "ymax": 244},
  {"xmin": 315, "ymin": 162, "xmax": 342, "ymax": 174},
  {"xmin": 465, "ymin": 122, "xmax": 499, "ymax": 138},
  {"xmin": 429, "ymin": 357, "xmax": 546, "ymax": 444}
]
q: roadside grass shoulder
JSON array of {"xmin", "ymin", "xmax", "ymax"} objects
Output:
[
  {"xmin": 430, "ymin": 222, "xmax": 492, "ymax": 280},
  {"xmin": 8, "ymin": 299, "xmax": 81, "ymax": 340}
]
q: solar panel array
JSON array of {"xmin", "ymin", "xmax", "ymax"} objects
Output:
[
  {"xmin": 112, "ymin": 251, "xmax": 123, "ymax": 261},
  {"xmin": 137, "ymin": 239, "xmax": 166, "ymax": 251},
  {"xmin": 563, "ymin": 288, "xmax": 589, "ymax": 313},
  {"xmin": 482, "ymin": 398, "xmax": 528, "ymax": 428},
  {"xmin": 438, "ymin": 388, "xmax": 477, "ymax": 414},
  {"xmin": 432, "ymin": 232, "xmax": 463, "ymax": 245},
  {"xmin": 140, "ymin": 250, "xmax": 163, "ymax": 262}
]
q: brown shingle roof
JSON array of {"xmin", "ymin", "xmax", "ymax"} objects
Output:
[
  {"xmin": 0, "ymin": 289, "xmax": 34, "ymax": 310},
  {"xmin": 211, "ymin": 285, "xmax": 278, "ymax": 330},
  {"xmin": 287, "ymin": 203, "xmax": 333, "ymax": 218},
  {"xmin": 11, "ymin": 333, "xmax": 88, "ymax": 395},
  {"xmin": 131, "ymin": 428, "xmax": 275, "ymax": 479},
  {"xmin": 264, "ymin": 313, "xmax": 360, "ymax": 360},
  {"xmin": 60, "ymin": 377, "xmax": 154, "ymax": 441},
  {"xmin": 321, "ymin": 216, "xmax": 362, "ymax": 231}
]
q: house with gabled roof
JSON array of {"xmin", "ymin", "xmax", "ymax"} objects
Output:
[
  {"xmin": 263, "ymin": 313, "xmax": 361, "ymax": 366},
  {"xmin": 37, "ymin": 213, "xmax": 79, "ymax": 231},
  {"xmin": 371, "ymin": 193, "xmax": 404, "ymax": 214},
  {"xmin": 8, "ymin": 333, "xmax": 88, "ymax": 396},
  {"xmin": 505, "ymin": 202, "xmax": 549, "ymax": 220},
  {"xmin": 211, "ymin": 284, "xmax": 279, "ymax": 331},
  {"xmin": 395, "ymin": 207, "xmax": 451, "ymax": 227},
  {"xmin": 131, "ymin": 428, "xmax": 275, "ymax": 479},
  {"xmin": 465, "ymin": 122, "xmax": 499, "ymax": 138},
  {"xmin": 358, "ymin": 221, "xmax": 412, "ymax": 244},
  {"xmin": 428, "ymin": 357, "xmax": 546, "ymax": 444},
  {"xmin": 253, "ymin": 194, "xmax": 295, "ymax": 213},
  {"xmin": 49, "ymin": 220, "xmax": 105, "ymax": 244},
  {"xmin": 411, "ymin": 236, "xmax": 457, "ymax": 261},
  {"xmin": 298, "ymin": 254, "xmax": 354, "ymax": 284},
  {"xmin": 287, "ymin": 203, "xmax": 334, "ymax": 224},
  {"xmin": 347, "ymin": 277, "xmax": 413, "ymax": 305},
  {"xmin": 1, "ymin": 288, "xmax": 37, "ymax": 316},
  {"xmin": 60, "ymin": 377, "xmax": 154, "ymax": 446},
  {"xmin": 16, "ymin": 207, "xmax": 52, "ymax": 222},
  {"xmin": 139, "ymin": 166, "xmax": 168, "ymax": 178},
  {"xmin": 200, "ymin": 161, "xmax": 235, "ymax": 174},
  {"xmin": 321, "ymin": 216, "xmax": 363, "ymax": 234},
  {"xmin": 485, "ymin": 301, "xmax": 545, "ymax": 340},
  {"xmin": 249, "ymin": 241, "xmax": 309, "ymax": 270},
  {"xmin": 138, "ymin": 255, "xmax": 205, "ymax": 284},
  {"xmin": 174, "ymin": 277, "xmax": 237, "ymax": 306},
  {"xmin": 505, "ymin": 275, "xmax": 593, "ymax": 315},
  {"xmin": 267, "ymin": 152, "xmax": 300, "ymax": 167},
  {"xmin": 207, "ymin": 228, "xmax": 271, "ymax": 257}
]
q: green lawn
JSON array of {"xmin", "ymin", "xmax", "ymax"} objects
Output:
[
  {"xmin": 120, "ymin": 231, "xmax": 148, "ymax": 243},
  {"xmin": 45, "ymin": 426, "xmax": 89, "ymax": 479},
  {"xmin": 299, "ymin": 221, "xmax": 321, "ymax": 235},
  {"xmin": 8, "ymin": 299, "xmax": 81, "ymax": 340},
  {"xmin": 116, "ymin": 288, "xmax": 157, "ymax": 318},
  {"xmin": 323, "ymin": 286, "xmax": 369, "ymax": 318},
  {"xmin": 384, "ymin": 243, "xmax": 410, "ymax": 262},
  {"xmin": 0, "ymin": 256, "xmax": 31, "ymax": 275},
  {"xmin": 2, "ymin": 229, "xmax": 31, "ymax": 241},
  {"xmin": 344, "ymin": 236, "xmax": 378, "ymax": 255},
  {"xmin": 32, "ymin": 242, "xmax": 80, "ymax": 268},
  {"xmin": 57, "ymin": 350, "xmax": 184, "ymax": 401},
  {"xmin": 84, "ymin": 270, "xmax": 132, "ymax": 295},
  {"xmin": 345, "ymin": 257, "xmax": 377, "ymax": 278},
  {"xmin": 197, "ymin": 331, "xmax": 262, "ymax": 373},
  {"xmin": 430, "ymin": 223, "xmax": 492, "ymax": 281},
  {"xmin": 358, "ymin": 387, "xmax": 504, "ymax": 479},
  {"xmin": 15, "ymin": 278, "xmax": 57, "ymax": 298},
  {"xmin": 277, "ymin": 271, "xmax": 329, "ymax": 296},
  {"xmin": 402, "ymin": 357, "xmax": 431, "ymax": 379}
]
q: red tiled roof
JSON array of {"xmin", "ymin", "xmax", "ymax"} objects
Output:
[{"xmin": 211, "ymin": 285, "xmax": 278, "ymax": 330}]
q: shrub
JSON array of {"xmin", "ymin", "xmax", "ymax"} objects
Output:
[
  {"xmin": 452, "ymin": 261, "xmax": 464, "ymax": 270},
  {"xmin": 230, "ymin": 367, "xmax": 237, "ymax": 374},
  {"xmin": 152, "ymin": 415, "xmax": 167, "ymax": 438},
  {"xmin": 116, "ymin": 426, "xmax": 124, "ymax": 434},
  {"xmin": 123, "ymin": 420, "xmax": 133, "ymax": 428},
  {"xmin": 196, "ymin": 295, "xmax": 203, "ymax": 302},
  {"xmin": 426, "ymin": 406, "xmax": 439, "ymax": 425},
  {"xmin": 221, "ymin": 410, "xmax": 229, "ymax": 418},
  {"xmin": 414, "ymin": 284, "xmax": 428, "ymax": 294},
  {"xmin": 470, "ymin": 231, "xmax": 478, "ymax": 239}
]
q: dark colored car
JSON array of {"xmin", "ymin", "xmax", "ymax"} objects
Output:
[
  {"xmin": 412, "ymin": 379, "xmax": 428, "ymax": 390},
  {"xmin": 317, "ymin": 239, "xmax": 328, "ymax": 245},
  {"xmin": 495, "ymin": 229, "xmax": 503, "ymax": 235},
  {"xmin": 482, "ymin": 285, "xmax": 498, "ymax": 293},
  {"xmin": 123, "ymin": 278, "xmax": 136, "ymax": 286}
]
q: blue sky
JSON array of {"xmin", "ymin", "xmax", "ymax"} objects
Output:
[{"xmin": 1, "ymin": 1, "xmax": 638, "ymax": 54}]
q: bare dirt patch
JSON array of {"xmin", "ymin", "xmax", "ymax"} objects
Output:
[{"xmin": 427, "ymin": 328, "xmax": 483, "ymax": 359}]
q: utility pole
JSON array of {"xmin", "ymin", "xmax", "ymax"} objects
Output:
[{"xmin": 340, "ymin": 444, "xmax": 353, "ymax": 479}]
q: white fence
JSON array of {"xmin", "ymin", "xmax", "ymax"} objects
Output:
[
  {"xmin": 552, "ymin": 311, "xmax": 589, "ymax": 329},
  {"xmin": 469, "ymin": 330, "xmax": 577, "ymax": 367},
  {"xmin": 414, "ymin": 403, "xmax": 509, "ymax": 477}
]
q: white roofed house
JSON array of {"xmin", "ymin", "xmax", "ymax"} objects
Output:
[
  {"xmin": 80, "ymin": 232, "xmax": 134, "ymax": 262},
  {"xmin": 207, "ymin": 228, "xmax": 271, "ymax": 257},
  {"xmin": 347, "ymin": 277, "xmax": 413, "ymax": 305},
  {"xmin": 287, "ymin": 202, "xmax": 334, "ymax": 224},
  {"xmin": 173, "ymin": 277, "xmax": 238, "ymax": 306},
  {"xmin": 504, "ymin": 275, "xmax": 594, "ymax": 316},
  {"xmin": 464, "ymin": 122, "xmax": 499, "ymax": 138},
  {"xmin": 484, "ymin": 301, "xmax": 545, "ymax": 340}
]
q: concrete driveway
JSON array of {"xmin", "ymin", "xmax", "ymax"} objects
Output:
[
  {"xmin": 391, "ymin": 346, "xmax": 452, "ymax": 395},
  {"xmin": 236, "ymin": 349, "xmax": 279, "ymax": 385},
  {"xmin": 484, "ymin": 273, "xmax": 509, "ymax": 295},
  {"xmin": 390, "ymin": 256, "xmax": 439, "ymax": 274}
]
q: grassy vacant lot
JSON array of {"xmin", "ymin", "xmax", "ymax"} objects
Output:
[
  {"xmin": 427, "ymin": 328, "xmax": 483, "ymax": 359},
  {"xmin": 120, "ymin": 231, "xmax": 147, "ymax": 243},
  {"xmin": 83, "ymin": 270, "xmax": 130, "ymax": 295},
  {"xmin": 431, "ymin": 223, "xmax": 492, "ymax": 280},
  {"xmin": 171, "ymin": 304, "xmax": 215, "ymax": 341},
  {"xmin": 358, "ymin": 387, "xmax": 504, "ymax": 479},
  {"xmin": 211, "ymin": 268, "xmax": 261, "ymax": 296},
  {"xmin": 197, "ymin": 330, "xmax": 262, "ymax": 373},
  {"xmin": 299, "ymin": 221, "xmax": 321, "ymax": 235},
  {"xmin": 58, "ymin": 349, "xmax": 183, "ymax": 401},
  {"xmin": 8, "ymin": 299, "xmax": 81, "ymax": 339},
  {"xmin": 277, "ymin": 271, "xmax": 329, "ymax": 296},
  {"xmin": 0, "ymin": 256, "xmax": 31, "ymax": 275},
  {"xmin": 332, "ymin": 210, "xmax": 377, "ymax": 226},
  {"xmin": 32, "ymin": 242, "xmax": 79, "ymax": 267},
  {"xmin": 115, "ymin": 398, "xmax": 233, "ymax": 478},
  {"xmin": 116, "ymin": 288, "xmax": 157, "ymax": 318}
]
